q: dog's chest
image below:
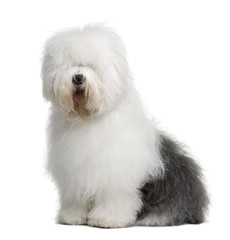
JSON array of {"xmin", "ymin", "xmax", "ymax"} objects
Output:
[{"xmin": 51, "ymin": 119, "xmax": 126, "ymax": 188}]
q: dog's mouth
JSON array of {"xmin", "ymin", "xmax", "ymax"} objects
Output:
[{"xmin": 74, "ymin": 88, "xmax": 85, "ymax": 100}]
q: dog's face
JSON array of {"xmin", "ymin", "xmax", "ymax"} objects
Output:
[{"xmin": 42, "ymin": 25, "xmax": 131, "ymax": 119}]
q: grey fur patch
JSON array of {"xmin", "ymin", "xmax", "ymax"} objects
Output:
[{"xmin": 137, "ymin": 134, "xmax": 209, "ymax": 226}]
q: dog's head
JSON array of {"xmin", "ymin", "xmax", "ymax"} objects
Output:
[{"xmin": 41, "ymin": 25, "xmax": 131, "ymax": 119}]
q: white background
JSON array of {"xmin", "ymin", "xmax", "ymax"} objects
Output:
[{"xmin": 0, "ymin": 0, "xmax": 229, "ymax": 239}]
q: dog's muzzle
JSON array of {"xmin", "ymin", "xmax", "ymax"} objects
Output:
[{"xmin": 72, "ymin": 74, "xmax": 85, "ymax": 100}]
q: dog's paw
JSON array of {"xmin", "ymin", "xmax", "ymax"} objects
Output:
[
  {"xmin": 57, "ymin": 211, "xmax": 86, "ymax": 225},
  {"xmin": 88, "ymin": 216, "xmax": 133, "ymax": 228}
]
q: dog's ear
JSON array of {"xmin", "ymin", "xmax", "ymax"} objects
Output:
[{"xmin": 41, "ymin": 53, "xmax": 56, "ymax": 102}]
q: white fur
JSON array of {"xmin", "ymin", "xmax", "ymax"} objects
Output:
[
  {"xmin": 137, "ymin": 213, "xmax": 171, "ymax": 226},
  {"xmin": 42, "ymin": 24, "xmax": 164, "ymax": 228}
]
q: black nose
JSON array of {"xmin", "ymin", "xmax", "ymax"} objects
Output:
[{"xmin": 72, "ymin": 74, "xmax": 84, "ymax": 85}]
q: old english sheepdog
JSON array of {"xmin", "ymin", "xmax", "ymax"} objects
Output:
[{"xmin": 41, "ymin": 25, "xmax": 209, "ymax": 228}]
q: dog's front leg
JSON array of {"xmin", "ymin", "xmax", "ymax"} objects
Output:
[
  {"xmin": 87, "ymin": 190, "xmax": 141, "ymax": 228},
  {"xmin": 57, "ymin": 197, "xmax": 88, "ymax": 225}
]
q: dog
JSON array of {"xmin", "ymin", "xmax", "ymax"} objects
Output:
[{"xmin": 41, "ymin": 24, "xmax": 209, "ymax": 228}]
